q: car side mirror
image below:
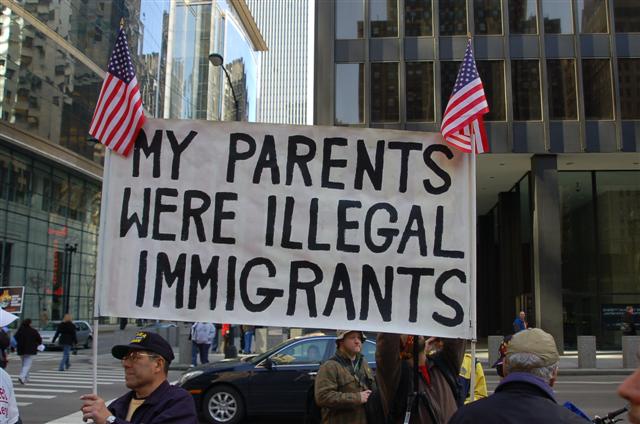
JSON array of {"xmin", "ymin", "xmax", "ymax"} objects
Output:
[{"xmin": 263, "ymin": 357, "xmax": 274, "ymax": 370}]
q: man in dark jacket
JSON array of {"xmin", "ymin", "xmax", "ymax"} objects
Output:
[
  {"xmin": 52, "ymin": 313, "xmax": 77, "ymax": 371},
  {"xmin": 80, "ymin": 331, "xmax": 197, "ymax": 424},
  {"xmin": 449, "ymin": 328, "xmax": 586, "ymax": 424},
  {"xmin": 376, "ymin": 333, "xmax": 465, "ymax": 424}
]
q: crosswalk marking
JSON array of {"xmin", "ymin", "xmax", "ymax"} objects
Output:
[
  {"xmin": 15, "ymin": 394, "xmax": 55, "ymax": 399},
  {"xmin": 13, "ymin": 378, "xmax": 115, "ymax": 384},
  {"xmin": 16, "ymin": 402, "xmax": 31, "ymax": 407},
  {"xmin": 14, "ymin": 387, "xmax": 77, "ymax": 393}
]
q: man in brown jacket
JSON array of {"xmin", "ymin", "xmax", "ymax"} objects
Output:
[
  {"xmin": 314, "ymin": 330, "xmax": 374, "ymax": 424},
  {"xmin": 376, "ymin": 333, "xmax": 465, "ymax": 424}
]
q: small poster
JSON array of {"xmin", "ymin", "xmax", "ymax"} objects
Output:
[{"xmin": 0, "ymin": 286, "xmax": 25, "ymax": 314}]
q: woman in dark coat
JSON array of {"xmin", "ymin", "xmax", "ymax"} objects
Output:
[
  {"xmin": 52, "ymin": 313, "xmax": 77, "ymax": 371},
  {"xmin": 13, "ymin": 319, "xmax": 42, "ymax": 384}
]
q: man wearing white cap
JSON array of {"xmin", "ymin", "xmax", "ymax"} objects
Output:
[{"xmin": 449, "ymin": 328, "xmax": 586, "ymax": 423}]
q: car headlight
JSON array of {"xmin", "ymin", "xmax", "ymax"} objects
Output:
[{"xmin": 179, "ymin": 370, "xmax": 204, "ymax": 386}]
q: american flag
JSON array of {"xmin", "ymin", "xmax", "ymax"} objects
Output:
[
  {"xmin": 440, "ymin": 39, "xmax": 490, "ymax": 153},
  {"xmin": 89, "ymin": 27, "xmax": 145, "ymax": 156}
]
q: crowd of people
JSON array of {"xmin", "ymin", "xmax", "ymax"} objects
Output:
[{"xmin": 0, "ymin": 308, "xmax": 637, "ymax": 423}]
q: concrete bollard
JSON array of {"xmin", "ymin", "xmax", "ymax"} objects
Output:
[
  {"xmin": 255, "ymin": 328, "xmax": 268, "ymax": 353},
  {"xmin": 178, "ymin": 323, "xmax": 192, "ymax": 366},
  {"xmin": 577, "ymin": 336, "xmax": 597, "ymax": 368},
  {"xmin": 622, "ymin": 336, "xmax": 640, "ymax": 368},
  {"xmin": 488, "ymin": 335, "xmax": 503, "ymax": 368}
]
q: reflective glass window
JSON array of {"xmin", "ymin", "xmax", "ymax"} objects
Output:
[
  {"xmin": 406, "ymin": 62, "xmax": 435, "ymax": 122},
  {"xmin": 371, "ymin": 62, "xmax": 399, "ymax": 122},
  {"xmin": 582, "ymin": 59, "xmax": 613, "ymax": 119},
  {"xmin": 577, "ymin": 0, "xmax": 608, "ymax": 33},
  {"xmin": 371, "ymin": 0, "xmax": 398, "ymax": 37},
  {"xmin": 439, "ymin": 0, "xmax": 467, "ymax": 35},
  {"xmin": 441, "ymin": 61, "xmax": 461, "ymax": 113},
  {"xmin": 614, "ymin": 0, "xmax": 640, "ymax": 32},
  {"xmin": 542, "ymin": 0, "xmax": 574, "ymax": 33},
  {"xmin": 474, "ymin": 0, "xmax": 503, "ymax": 35},
  {"xmin": 405, "ymin": 0, "xmax": 433, "ymax": 36},
  {"xmin": 509, "ymin": 0, "xmax": 538, "ymax": 34},
  {"xmin": 476, "ymin": 61, "xmax": 506, "ymax": 121},
  {"xmin": 336, "ymin": 0, "xmax": 364, "ymax": 39},
  {"xmin": 546, "ymin": 59, "xmax": 577, "ymax": 119},
  {"xmin": 618, "ymin": 59, "xmax": 640, "ymax": 119},
  {"xmin": 511, "ymin": 60, "xmax": 542, "ymax": 120},
  {"xmin": 335, "ymin": 63, "xmax": 365, "ymax": 125}
]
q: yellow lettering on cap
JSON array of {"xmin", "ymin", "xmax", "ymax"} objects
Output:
[{"xmin": 130, "ymin": 332, "xmax": 148, "ymax": 344}]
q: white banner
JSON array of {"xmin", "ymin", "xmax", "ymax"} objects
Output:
[{"xmin": 97, "ymin": 119, "xmax": 473, "ymax": 338}]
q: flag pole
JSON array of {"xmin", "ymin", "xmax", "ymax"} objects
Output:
[
  {"xmin": 92, "ymin": 147, "xmax": 113, "ymax": 395},
  {"xmin": 467, "ymin": 32, "xmax": 478, "ymax": 403}
]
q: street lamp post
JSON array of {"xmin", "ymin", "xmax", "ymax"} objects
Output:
[
  {"xmin": 209, "ymin": 53, "xmax": 240, "ymax": 122},
  {"xmin": 209, "ymin": 53, "xmax": 239, "ymax": 358},
  {"xmin": 63, "ymin": 243, "xmax": 77, "ymax": 314}
]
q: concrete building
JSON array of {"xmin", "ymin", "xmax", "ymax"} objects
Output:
[
  {"xmin": 247, "ymin": 0, "xmax": 314, "ymax": 124},
  {"xmin": 314, "ymin": 0, "xmax": 640, "ymax": 349},
  {"xmin": 0, "ymin": 0, "xmax": 265, "ymax": 325}
]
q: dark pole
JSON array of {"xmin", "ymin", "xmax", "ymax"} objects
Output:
[
  {"xmin": 63, "ymin": 243, "xmax": 77, "ymax": 314},
  {"xmin": 209, "ymin": 54, "xmax": 239, "ymax": 358}
]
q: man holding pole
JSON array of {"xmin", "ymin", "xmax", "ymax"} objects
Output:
[{"xmin": 80, "ymin": 331, "xmax": 197, "ymax": 424}]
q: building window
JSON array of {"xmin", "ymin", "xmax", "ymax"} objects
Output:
[
  {"xmin": 440, "ymin": 61, "xmax": 461, "ymax": 114},
  {"xmin": 618, "ymin": 59, "xmax": 640, "ymax": 119},
  {"xmin": 476, "ymin": 60, "xmax": 506, "ymax": 121},
  {"xmin": 614, "ymin": 0, "xmax": 640, "ymax": 32},
  {"xmin": 406, "ymin": 62, "xmax": 435, "ymax": 122},
  {"xmin": 542, "ymin": 0, "xmax": 574, "ymax": 34},
  {"xmin": 508, "ymin": 0, "xmax": 538, "ymax": 34},
  {"xmin": 474, "ymin": 0, "xmax": 502, "ymax": 35},
  {"xmin": 577, "ymin": 0, "xmax": 608, "ymax": 33},
  {"xmin": 371, "ymin": 0, "xmax": 398, "ymax": 37},
  {"xmin": 335, "ymin": 63, "xmax": 365, "ymax": 125},
  {"xmin": 336, "ymin": 0, "xmax": 364, "ymax": 39},
  {"xmin": 511, "ymin": 60, "xmax": 542, "ymax": 120},
  {"xmin": 371, "ymin": 62, "xmax": 399, "ymax": 122},
  {"xmin": 582, "ymin": 59, "xmax": 613, "ymax": 119},
  {"xmin": 439, "ymin": 0, "xmax": 467, "ymax": 35},
  {"xmin": 546, "ymin": 59, "xmax": 577, "ymax": 120},
  {"xmin": 405, "ymin": 0, "xmax": 433, "ymax": 36}
]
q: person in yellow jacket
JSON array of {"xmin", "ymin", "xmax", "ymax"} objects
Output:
[{"xmin": 459, "ymin": 353, "xmax": 488, "ymax": 404}]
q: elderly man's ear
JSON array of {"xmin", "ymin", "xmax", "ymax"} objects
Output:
[{"xmin": 549, "ymin": 366, "xmax": 558, "ymax": 387}]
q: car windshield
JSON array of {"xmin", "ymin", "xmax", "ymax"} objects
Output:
[{"xmin": 248, "ymin": 338, "xmax": 297, "ymax": 364}]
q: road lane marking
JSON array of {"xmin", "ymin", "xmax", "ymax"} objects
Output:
[
  {"xmin": 15, "ymin": 394, "xmax": 56, "ymax": 399},
  {"xmin": 14, "ymin": 388, "xmax": 76, "ymax": 393}
]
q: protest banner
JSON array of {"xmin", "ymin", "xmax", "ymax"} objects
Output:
[{"xmin": 96, "ymin": 119, "xmax": 474, "ymax": 338}]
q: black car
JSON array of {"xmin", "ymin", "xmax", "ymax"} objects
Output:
[{"xmin": 178, "ymin": 333, "xmax": 377, "ymax": 424}]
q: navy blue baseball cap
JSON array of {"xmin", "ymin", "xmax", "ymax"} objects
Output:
[{"xmin": 112, "ymin": 331, "xmax": 175, "ymax": 363}]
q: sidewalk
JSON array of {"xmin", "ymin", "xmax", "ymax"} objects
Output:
[{"xmin": 474, "ymin": 349, "xmax": 633, "ymax": 376}]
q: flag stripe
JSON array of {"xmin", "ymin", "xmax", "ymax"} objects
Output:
[
  {"xmin": 107, "ymin": 80, "xmax": 141, "ymax": 149},
  {"xmin": 89, "ymin": 75, "xmax": 120, "ymax": 136}
]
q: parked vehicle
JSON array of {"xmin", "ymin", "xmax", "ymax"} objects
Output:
[
  {"xmin": 178, "ymin": 333, "xmax": 377, "ymax": 424},
  {"xmin": 40, "ymin": 320, "xmax": 93, "ymax": 349}
]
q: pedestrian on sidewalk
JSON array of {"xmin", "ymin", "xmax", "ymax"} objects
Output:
[
  {"xmin": 242, "ymin": 325, "xmax": 255, "ymax": 354},
  {"xmin": 39, "ymin": 308, "xmax": 48, "ymax": 328},
  {"xmin": 512, "ymin": 311, "xmax": 528, "ymax": 333},
  {"xmin": 80, "ymin": 331, "xmax": 197, "ymax": 424},
  {"xmin": 623, "ymin": 306, "xmax": 637, "ymax": 336},
  {"xmin": 52, "ymin": 313, "xmax": 77, "ymax": 371},
  {"xmin": 13, "ymin": 319, "xmax": 42, "ymax": 385},
  {"xmin": 0, "ymin": 309, "xmax": 18, "ymax": 370},
  {"xmin": 314, "ymin": 330, "xmax": 374, "ymax": 424},
  {"xmin": 449, "ymin": 328, "xmax": 586, "ymax": 423},
  {"xmin": 192, "ymin": 322, "xmax": 214, "ymax": 365}
]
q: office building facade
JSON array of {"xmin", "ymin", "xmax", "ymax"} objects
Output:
[
  {"xmin": 314, "ymin": 0, "xmax": 640, "ymax": 349},
  {"xmin": 0, "ymin": 0, "xmax": 264, "ymax": 325},
  {"xmin": 247, "ymin": 0, "xmax": 314, "ymax": 124}
]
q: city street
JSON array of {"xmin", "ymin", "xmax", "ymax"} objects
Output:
[{"xmin": 4, "ymin": 343, "xmax": 633, "ymax": 424}]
